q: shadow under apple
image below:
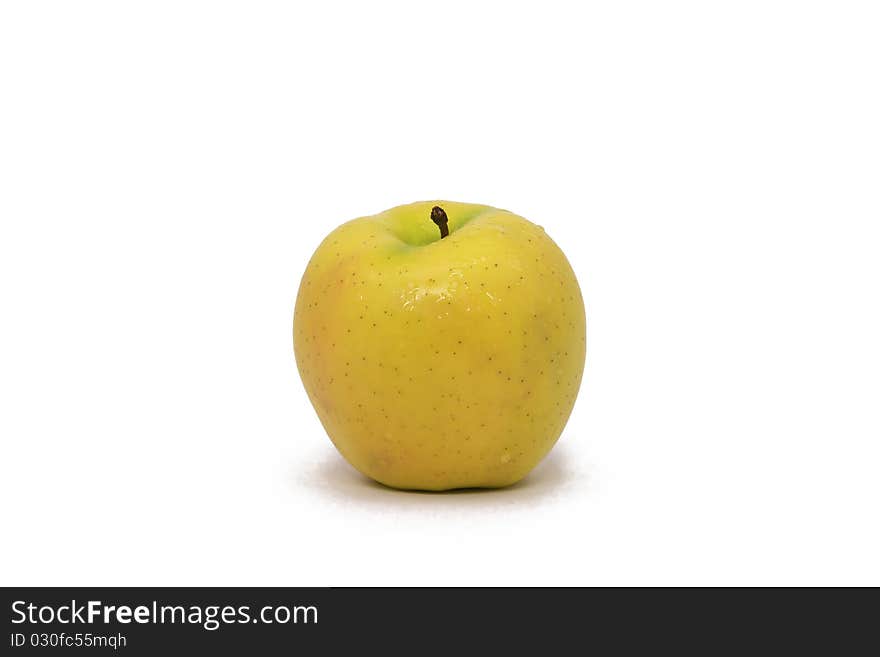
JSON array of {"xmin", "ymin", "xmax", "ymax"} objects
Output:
[{"xmin": 298, "ymin": 444, "xmax": 579, "ymax": 510}]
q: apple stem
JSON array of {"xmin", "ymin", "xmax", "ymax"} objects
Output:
[{"xmin": 430, "ymin": 206, "xmax": 450, "ymax": 239}]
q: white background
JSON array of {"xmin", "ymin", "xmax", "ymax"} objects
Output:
[{"xmin": 1, "ymin": 1, "xmax": 878, "ymax": 586}]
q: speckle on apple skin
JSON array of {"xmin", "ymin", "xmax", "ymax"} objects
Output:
[{"xmin": 293, "ymin": 201, "xmax": 586, "ymax": 491}]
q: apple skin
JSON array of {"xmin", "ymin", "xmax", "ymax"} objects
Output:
[{"xmin": 293, "ymin": 201, "xmax": 586, "ymax": 490}]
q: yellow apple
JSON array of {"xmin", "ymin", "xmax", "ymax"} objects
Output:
[{"xmin": 293, "ymin": 201, "xmax": 586, "ymax": 490}]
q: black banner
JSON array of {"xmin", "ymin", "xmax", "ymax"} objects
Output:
[{"xmin": 1, "ymin": 588, "xmax": 875, "ymax": 654}]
